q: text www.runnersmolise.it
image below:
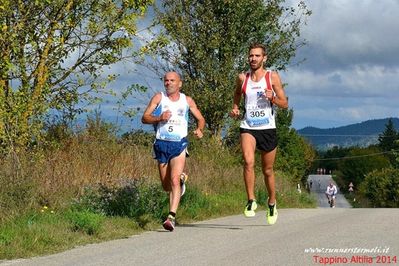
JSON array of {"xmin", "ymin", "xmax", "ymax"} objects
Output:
[{"xmin": 304, "ymin": 246, "xmax": 397, "ymax": 264}]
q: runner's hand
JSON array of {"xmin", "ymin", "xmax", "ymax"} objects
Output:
[
  {"xmin": 193, "ymin": 129, "xmax": 203, "ymax": 139},
  {"xmin": 160, "ymin": 110, "xmax": 172, "ymax": 121},
  {"xmin": 229, "ymin": 108, "xmax": 240, "ymax": 118},
  {"xmin": 265, "ymin": 90, "xmax": 274, "ymax": 101}
]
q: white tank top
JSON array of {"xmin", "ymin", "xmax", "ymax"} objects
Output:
[
  {"xmin": 240, "ymin": 70, "xmax": 276, "ymax": 130},
  {"xmin": 155, "ymin": 92, "xmax": 189, "ymax": 141}
]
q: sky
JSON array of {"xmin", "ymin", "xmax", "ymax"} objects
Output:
[
  {"xmin": 101, "ymin": 0, "xmax": 399, "ymax": 131},
  {"xmin": 281, "ymin": 0, "xmax": 399, "ymax": 129}
]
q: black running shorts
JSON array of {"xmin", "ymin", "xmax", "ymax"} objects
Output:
[{"xmin": 239, "ymin": 128, "xmax": 277, "ymax": 152}]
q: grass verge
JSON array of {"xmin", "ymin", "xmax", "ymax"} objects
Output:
[{"xmin": 0, "ymin": 135, "xmax": 316, "ymax": 260}]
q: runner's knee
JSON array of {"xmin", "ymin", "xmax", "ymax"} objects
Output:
[
  {"xmin": 262, "ymin": 167, "xmax": 274, "ymax": 177},
  {"xmin": 243, "ymin": 159, "xmax": 255, "ymax": 170}
]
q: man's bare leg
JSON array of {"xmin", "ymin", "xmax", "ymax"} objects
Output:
[
  {"xmin": 167, "ymin": 151, "xmax": 186, "ymax": 213},
  {"xmin": 240, "ymin": 133, "xmax": 257, "ymax": 200},
  {"xmin": 261, "ymin": 148, "xmax": 277, "ymax": 204}
]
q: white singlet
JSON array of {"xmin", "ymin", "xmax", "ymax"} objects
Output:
[
  {"xmin": 155, "ymin": 92, "xmax": 189, "ymax": 141},
  {"xmin": 240, "ymin": 70, "xmax": 276, "ymax": 130}
]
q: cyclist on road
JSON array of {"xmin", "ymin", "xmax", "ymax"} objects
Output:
[{"xmin": 325, "ymin": 182, "xmax": 338, "ymax": 208}]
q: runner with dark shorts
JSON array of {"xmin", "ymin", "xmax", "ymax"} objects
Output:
[{"xmin": 230, "ymin": 43, "xmax": 288, "ymax": 225}]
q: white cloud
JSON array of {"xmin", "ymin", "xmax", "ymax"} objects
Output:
[
  {"xmin": 281, "ymin": 0, "xmax": 399, "ymax": 128},
  {"xmin": 283, "ymin": 65, "xmax": 399, "ymax": 98},
  {"xmin": 297, "ymin": 0, "xmax": 399, "ymax": 68}
]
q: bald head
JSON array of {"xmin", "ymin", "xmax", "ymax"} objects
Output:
[
  {"xmin": 164, "ymin": 71, "xmax": 181, "ymax": 81},
  {"xmin": 163, "ymin": 71, "xmax": 182, "ymax": 95}
]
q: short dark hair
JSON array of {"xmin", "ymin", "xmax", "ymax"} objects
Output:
[{"xmin": 248, "ymin": 43, "xmax": 267, "ymax": 56}]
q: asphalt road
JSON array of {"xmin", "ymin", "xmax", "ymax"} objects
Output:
[
  {"xmin": 308, "ymin": 174, "xmax": 352, "ymax": 208},
  {"xmin": 2, "ymin": 176, "xmax": 398, "ymax": 266}
]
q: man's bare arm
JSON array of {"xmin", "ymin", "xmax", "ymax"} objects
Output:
[
  {"xmin": 270, "ymin": 71, "xmax": 288, "ymax": 109},
  {"xmin": 187, "ymin": 96, "xmax": 205, "ymax": 138},
  {"xmin": 141, "ymin": 93, "xmax": 169, "ymax": 124},
  {"xmin": 230, "ymin": 73, "xmax": 245, "ymax": 118}
]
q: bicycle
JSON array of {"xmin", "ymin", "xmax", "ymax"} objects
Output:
[{"xmin": 327, "ymin": 194, "xmax": 336, "ymax": 208}]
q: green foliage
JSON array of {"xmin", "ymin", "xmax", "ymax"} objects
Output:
[
  {"xmin": 0, "ymin": 0, "xmax": 152, "ymax": 152},
  {"xmin": 121, "ymin": 129, "xmax": 155, "ymax": 147},
  {"xmin": 0, "ymin": 208, "xmax": 145, "ymax": 259},
  {"xmin": 65, "ymin": 210, "xmax": 104, "ymax": 235},
  {"xmin": 316, "ymin": 146, "xmax": 351, "ymax": 173},
  {"xmin": 275, "ymin": 108, "xmax": 315, "ymax": 181},
  {"xmin": 378, "ymin": 118, "xmax": 399, "ymax": 165},
  {"xmin": 146, "ymin": 0, "xmax": 311, "ymax": 136},
  {"xmin": 360, "ymin": 167, "xmax": 399, "ymax": 207},
  {"xmin": 179, "ymin": 187, "xmax": 211, "ymax": 218},
  {"xmin": 340, "ymin": 147, "xmax": 391, "ymax": 186},
  {"xmin": 73, "ymin": 178, "xmax": 168, "ymax": 221}
]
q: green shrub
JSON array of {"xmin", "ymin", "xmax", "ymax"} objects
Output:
[
  {"xmin": 360, "ymin": 167, "xmax": 399, "ymax": 207},
  {"xmin": 0, "ymin": 229, "xmax": 14, "ymax": 246},
  {"xmin": 180, "ymin": 187, "xmax": 211, "ymax": 218},
  {"xmin": 72, "ymin": 178, "xmax": 168, "ymax": 221},
  {"xmin": 66, "ymin": 210, "xmax": 104, "ymax": 235},
  {"xmin": 121, "ymin": 130, "xmax": 154, "ymax": 147}
]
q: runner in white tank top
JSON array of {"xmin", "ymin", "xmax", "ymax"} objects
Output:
[
  {"xmin": 142, "ymin": 71, "xmax": 205, "ymax": 231},
  {"xmin": 229, "ymin": 43, "xmax": 288, "ymax": 225},
  {"xmin": 240, "ymin": 70, "xmax": 276, "ymax": 130},
  {"xmin": 155, "ymin": 92, "xmax": 189, "ymax": 141}
]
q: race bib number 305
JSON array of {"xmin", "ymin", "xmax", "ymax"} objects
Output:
[{"xmin": 246, "ymin": 109, "xmax": 269, "ymax": 127}]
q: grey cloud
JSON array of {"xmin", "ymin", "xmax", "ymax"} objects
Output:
[{"xmin": 294, "ymin": 0, "xmax": 399, "ymax": 72}]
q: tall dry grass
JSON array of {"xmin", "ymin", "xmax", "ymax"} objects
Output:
[
  {"xmin": 0, "ymin": 135, "xmax": 160, "ymax": 221},
  {"xmin": 0, "ymin": 129, "xmax": 315, "ymax": 223}
]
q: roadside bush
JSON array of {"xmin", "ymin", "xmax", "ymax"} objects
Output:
[
  {"xmin": 360, "ymin": 167, "xmax": 399, "ymax": 207},
  {"xmin": 66, "ymin": 210, "xmax": 104, "ymax": 235},
  {"xmin": 72, "ymin": 178, "xmax": 168, "ymax": 221},
  {"xmin": 121, "ymin": 129, "xmax": 154, "ymax": 147},
  {"xmin": 179, "ymin": 187, "xmax": 211, "ymax": 218}
]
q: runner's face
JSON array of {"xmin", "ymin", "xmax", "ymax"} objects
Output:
[
  {"xmin": 164, "ymin": 72, "xmax": 181, "ymax": 95},
  {"xmin": 248, "ymin": 48, "xmax": 265, "ymax": 70}
]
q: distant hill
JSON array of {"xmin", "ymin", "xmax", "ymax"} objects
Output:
[{"xmin": 297, "ymin": 117, "xmax": 399, "ymax": 150}]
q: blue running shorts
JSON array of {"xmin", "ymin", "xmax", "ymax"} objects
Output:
[{"xmin": 153, "ymin": 138, "xmax": 189, "ymax": 164}]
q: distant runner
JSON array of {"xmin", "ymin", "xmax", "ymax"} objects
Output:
[{"xmin": 325, "ymin": 182, "xmax": 338, "ymax": 208}]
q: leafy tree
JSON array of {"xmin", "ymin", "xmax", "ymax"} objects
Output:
[
  {"xmin": 339, "ymin": 147, "xmax": 391, "ymax": 186},
  {"xmin": 143, "ymin": 0, "xmax": 311, "ymax": 137},
  {"xmin": 360, "ymin": 167, "xmax": 399, "ymax": 207},
  {"xmin": 378, "ymin": 118, "xmax": 399, "ymax": 164},
  {"xmin": 0, "ymin": 0, "xmax": 152, "ymax": 152},
  {"xmin": 317, "ymin": 146, "xmax": 351, "ymax": 173},
  {"xmin": 275, "ymin": 108, "xmax": 315, "ymax": 181}
]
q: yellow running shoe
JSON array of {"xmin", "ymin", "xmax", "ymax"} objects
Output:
[
  {"xmin": 244, "ymin": 200, "xmax": 257, "ymax": 217},
  {"xmin": 266, "ymin": 202, "xmax": 278, "ymax": 225}
]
